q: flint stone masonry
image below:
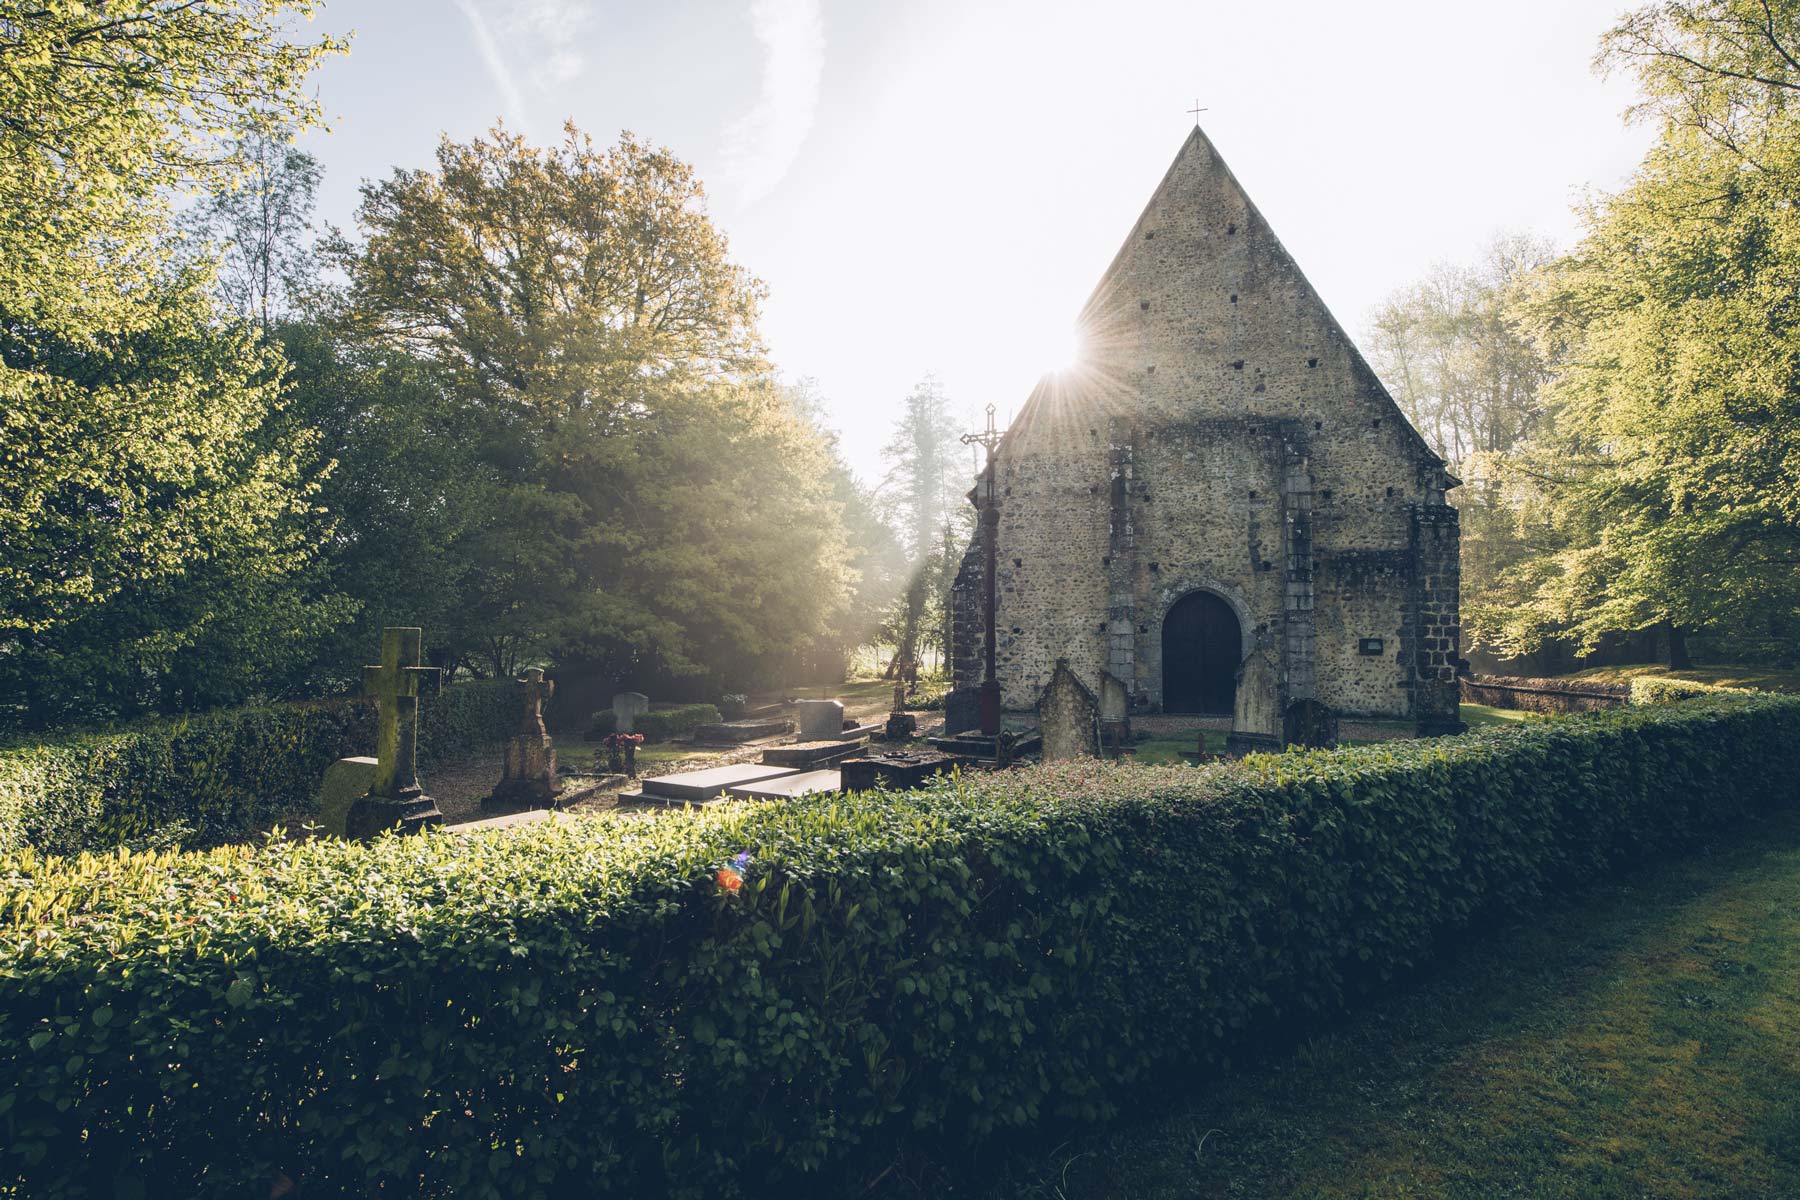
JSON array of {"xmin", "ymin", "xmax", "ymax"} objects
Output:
[{"xmin": 950, "ymin": 127, "xmax": 1462, "ymax": 742}]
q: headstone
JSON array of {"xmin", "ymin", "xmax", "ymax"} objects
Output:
[
  {"xmin": 483, "ymin": 668, "xmax": 563, "ymax": 813},
  {"xmin": 612, "ymin": 692, "xmax": 649, "ymax": 733},
  {"xmin": 1038, "ymin": 659, "xmax": 1100, "ymax": 761},
  {"xmin": 314, "ymin": 756, "xmax": 377, "ymax": 838},
  {"xmin": 1228, "ymin": 641, "xmax": 1282, "ymax": 755},
  {"xmin": 884, "ymin": 710, "xmax": 918, "ymax": 740},
  {"xmin": 1283, "ymin": 698, "xmax": 1338, "ymax": 749},
  {"xmin": 838, "ymin": 749, "xmax": 957, "ymax": 792},
  {"xmin": 1098, "ymin": 671, "xmax": 1131, "ymax": 753},
  {"xmin": 346, "ymin": 628, "xmax": 445, "ymax": 839},
  {"xmin": 795, "ymin": 699, "xmax": 846, "ymax": 741},
  {"xmin": 943, "ymin": 687, "xmax": 981, "ymax": 736}
]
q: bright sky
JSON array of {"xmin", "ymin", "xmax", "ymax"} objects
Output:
[{"xmin": 298, "ymin": 0, "xmax": 1656, "ymax": 484}]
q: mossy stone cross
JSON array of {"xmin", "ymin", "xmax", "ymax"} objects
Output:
[{"xmin": 363, "ymin": 627, "xmax": 439, "ymax": 800}]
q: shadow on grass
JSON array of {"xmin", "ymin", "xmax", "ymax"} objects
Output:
[{"xmin": 870, "ymin": 807, "xmax": 1800, "ymax": 1200}]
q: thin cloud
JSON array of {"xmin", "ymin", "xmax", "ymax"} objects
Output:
[
  {"xmin": 504, "ymin": 0, "xmax": 594, "ymax": 88},
  {"xmin": 452, "ymin": 0, "xmax": 534, "ymax": 136},
  {"xmin": 724, "ymin": 0, "xmax": 825, "ymax": 205}
]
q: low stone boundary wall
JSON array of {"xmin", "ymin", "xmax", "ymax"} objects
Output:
[{"xmin": 1461, "ymin": 673, "xmax": 1628, "ymax": 713}]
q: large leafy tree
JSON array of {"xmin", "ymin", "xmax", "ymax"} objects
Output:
[
  {"xmin": 326, "ymin": 125, "xmax": 851, "ymax": 686},
  {"xmin": 0, "ymin": 2, "xmax": 347, "ymax": 727},
  {"xmin": 1474, "ymin": 0, "xmax": 1800, "ymax": 665}
]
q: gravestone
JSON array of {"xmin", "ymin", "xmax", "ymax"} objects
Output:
[
  {"xmin": 795, "ymin": 699, "xmax": 846, "ymax": 741},
  {"xmin": 314, "ymin": 756, "xmax": 377, "ymax": 838},
  {"xmin": 838, "ymin": 748, "xmax": 957, "ymax": 792},
  {"xmin": 483, "ymin": 668, "xmax": 563, "ymax": 813},
  {"xmin": 1098, "ymin": 671, "xmax": 1130, "ymax": 753},
  {"xmin": 612, "ymin": 692, "xmax": 650, "ymax": 733},
  {"xmin": 1283, "ymin": 698, "xmax": 1339, "ymax": 749},
  {"xmin": 1039, "ymin": 658, "xmax": 1100, "ymax": 761},
  {"xmin": 943, "ymin": 687, "xmax": 981, "ymax": 736},
  {"xmin": 1228, "ymin": 640, "xmax": 1282, "ymax": 755},
  {"xmin": 346, "ymin": 627, "xmax": 445, "ymax": 839}
]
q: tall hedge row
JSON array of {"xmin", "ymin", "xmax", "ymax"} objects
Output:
[
  {"xmin": 0, "ymin": 680, "xmax": 526, "ymax": 854},
  {"xmin": 2, "ymin": 694, "xmax": 1797, "ymax": 1198}
]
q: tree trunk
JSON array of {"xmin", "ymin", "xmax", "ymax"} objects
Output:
[{"xmin": 1666, "ymin": 622, "xmax": 1693, "ymax": 670}]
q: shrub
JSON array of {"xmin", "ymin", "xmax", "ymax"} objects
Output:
[
  {"xmin": 0, "ymin": 679, "xmax": 526, "ymax": 855},
  {"xmin": 1629, "ymin": 675, "xmax": 1748, "ymax": 704},
  {"xmin": 587, "ymin": 702, "xmax": 722, "ymax": 741},
  {"xmin": 2, "ymin": 694, "xmax": 1796, "ymax": 1198}
]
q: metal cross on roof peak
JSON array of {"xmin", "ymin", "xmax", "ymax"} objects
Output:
[{"xmin": 1188, "ymin": 99, "xmax": 1208, "ymax": 127}]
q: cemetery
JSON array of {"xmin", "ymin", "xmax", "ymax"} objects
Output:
[{"xmin": 6, "ymin": 2, "xmax": 1800, "ymax": 1198}]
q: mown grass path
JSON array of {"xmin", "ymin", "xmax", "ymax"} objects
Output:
[{"xmin": 977, "ymin": 806, "xmax": 1800, "ymax": 1200}]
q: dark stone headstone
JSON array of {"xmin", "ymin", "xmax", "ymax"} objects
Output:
[
  {"xmin": 943, "ymin": 687, "xmax": 981, "ymax": 736},
  {"xmin": 1282, "ymin": 698, "xmax": 1338, "ymax": 749},
  {"xmin": 839, "ymin": 749, "xmax": 957, "ymax": 792}
]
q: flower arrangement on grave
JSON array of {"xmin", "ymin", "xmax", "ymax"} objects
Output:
[
  {"xmin": 715, "ymin": 851, "xmax": 752, "ymax": 893},
  {"xmin": 600, "ymin": 732, "xmax": 644, "ymax": 776}
]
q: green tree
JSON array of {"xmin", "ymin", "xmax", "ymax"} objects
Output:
[
  {"xmin": 877, "ymin": 377, "xmax": 970, "ymax": 676},
  {"xmin": 182, "ymin": 128, "xmax": 324, "ymax": 327},
  {"xmin": 1475, "ymin": 0, "xmax": 1800, "ymax": 666},
  {"xmin": 326, "ymin": 125, "xmax": 851, "ymax": 686},
  {"xmin": 0, "ymin": 1, "xmax": 346, "ymax": 727}
]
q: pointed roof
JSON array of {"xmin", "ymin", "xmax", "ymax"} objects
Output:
[{"xmin": 1006, "ymin": 126, "xmax": 1446, "ymax": 476}]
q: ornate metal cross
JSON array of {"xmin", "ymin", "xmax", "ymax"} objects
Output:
[
  {"xmin": 959, "ymin": 403, "xmax": 1003, "ymax": 465},
  {"xmin": 362, "ymin": 627, "xmax": 440, "ymax": 800}
]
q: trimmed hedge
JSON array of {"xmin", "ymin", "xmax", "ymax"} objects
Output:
[
  {"xmin": 1628, "ymin": 675, "xmax": 1748, "ymax": 704},
  {"xmin": 2, "ymin": 695, "xmax": 1797, "ymax": 1198},
  {"xmin": 0, "ymin": 680, "xmax": 527, "ymax": 855},
  {"xmin": 587, "ymin": 702, "xmax": 722, "ymax": 740}
]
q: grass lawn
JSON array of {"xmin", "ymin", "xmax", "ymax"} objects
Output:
[
  {"xmin": 1560, "ymin": 663, "xmax": 1800, "ymax": 694},
  {"xmin": 959, "ymin": 805, "xmax": 1800, "ymax": 1200}
]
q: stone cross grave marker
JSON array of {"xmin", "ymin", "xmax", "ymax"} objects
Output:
[
  {"xmin": 613, "ymin": 692, "xmax": 650, "ymax": 733},
  {"xmin": 484, "ymin": 667, "xmax": 562, "ymax": 813},
  {"xmin": 346, "ymin": 627, "xmax": 445, "ymax": 838}
]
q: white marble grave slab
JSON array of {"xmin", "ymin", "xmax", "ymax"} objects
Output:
[{"xmin": 724, "ymin": 769, "xmax": 843, "ymax": 801}]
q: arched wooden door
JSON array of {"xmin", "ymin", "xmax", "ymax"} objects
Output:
[{"xmin": 1161, "ymin": 591, "xmax": 1241, "ymax": 714}]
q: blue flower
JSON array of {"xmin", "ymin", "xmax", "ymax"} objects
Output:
[{"xmin": 732, "ymin": 851, "xmax": 752, "ymax": 867}]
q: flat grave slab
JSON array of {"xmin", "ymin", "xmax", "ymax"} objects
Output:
[
  {"xmin": 640, "ymin": 762, "xmax": 799, "ymax": 803},
  {"xmin": 725, "ymin": 769, "xmax": 843, "ymax": 801},
  {"xmin": 761, "ymin": 739, "xmax": 865, "ymax": 768},
  {"xmin": 451, "ymin": 808, "xmax": 559, "ymax": 834},
  {"xmin": 693, "ymin": 718, "xmax": 794, "ymax": 744}
]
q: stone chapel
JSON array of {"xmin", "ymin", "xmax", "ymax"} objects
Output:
[{"xmin": 948, "ymin": 127, "xmax": 1463, "ymax": 750}]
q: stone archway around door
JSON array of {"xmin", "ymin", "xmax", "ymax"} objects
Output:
[{"xmin": 1161, "ymin": 590, "xmax": 1242, "ymax": 715}]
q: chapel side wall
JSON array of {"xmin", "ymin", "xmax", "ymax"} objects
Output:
[{"xmin": 991, "ymin": 413, "xmax": 1114, "ymax": 709}]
